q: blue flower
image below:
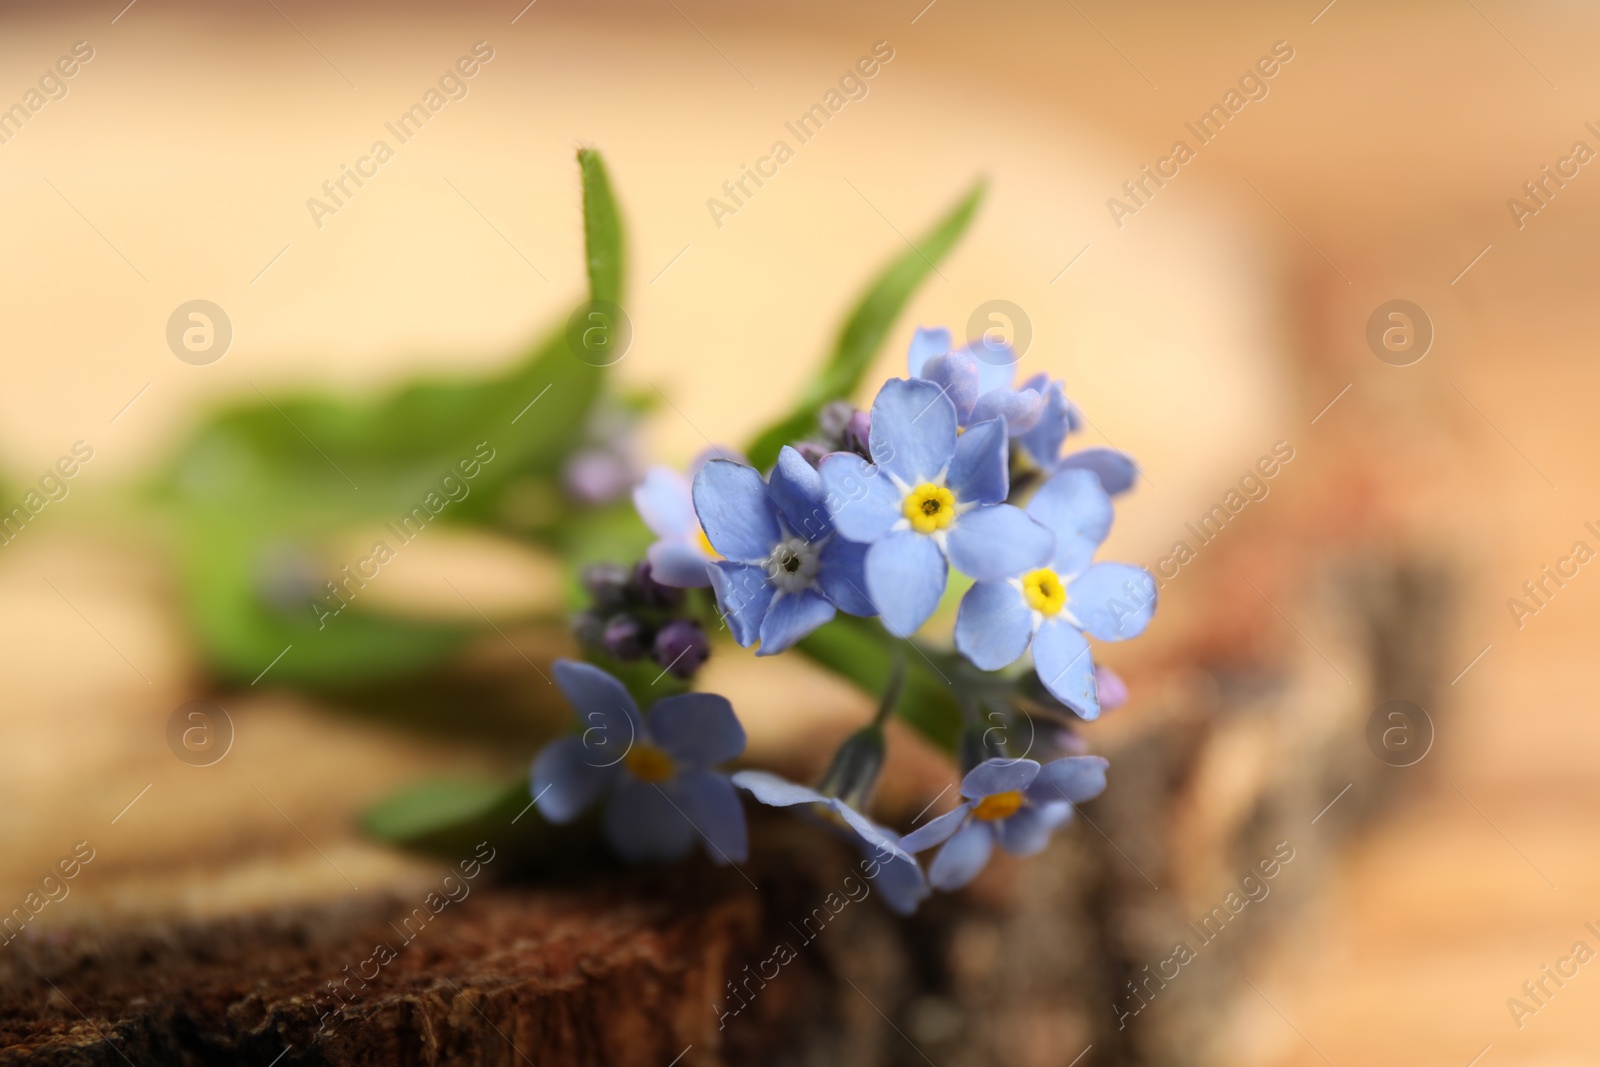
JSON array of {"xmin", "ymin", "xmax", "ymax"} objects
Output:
[
  {"xmin": 1014, "ymin": 372, "xmax": 1080, "ymax": 467},
  {"xmin": 953, "ymin": 468, "xmax": 1157, "ymax": 719},
  {"xmin": 633, "ymin": 450, "xmax": 739, "ymax": 588},
  {"xmin": 1057, "ymin": 446, "xmax": 1139, "ymax": 497},
  {"xmin": 532, "ymin": 660, "xmax": 748, "ymax": 865},
  {"xmin": 819, "ymin": 377, "xmax": 1054, "ymax": 637},
  {"xmin": 732, "ymin": 770, "xmax": 930, "ymax": 914},
  {"xmin": 907, "ymin": 327, "xmax": 1044, "ymax": 435},
  {"xmin": 899, "ymin": 755, "xmax": 1107, "ymax": 890},
  {"xmin": 693, "ymin": 446, "xmax": 875, "ymax": 656}
]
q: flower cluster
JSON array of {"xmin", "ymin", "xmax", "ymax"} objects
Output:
[{"xmin": 540, "ymin": 325, "xmax": 1157, "ymax": 909}]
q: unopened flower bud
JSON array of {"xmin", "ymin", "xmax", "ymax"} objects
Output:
[
  {"xmin": 582, "ymin": 563, "xmax": 633, "ymax": 611},
  {"xmin": 634, "ymin": 560, "xmax": 684, "ymax": 610},
  {"xmin": 816, "ymin": 726, "xmax": 886, "ymax": 810},
  {"xmin": 653, "ymin": 619, "xmax": 709, "ymax": 678},
  {"xmin": 843, "ymin": 410, "xmax": 872, "ymax": 457},
  {"xmin": 818, "ymin": 400, "xmax": 856, "ymax": 440},
  {"xmin": 601, "ymin": 614, "xmax": 650, "ymax": 661}
]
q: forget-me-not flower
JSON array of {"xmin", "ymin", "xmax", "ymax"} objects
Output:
[
  {"xmin": 633, "ymin": 451, "xmax": 738, "ymax": 588},
  {"xmin": 819, "ymin": 377, "xmax": 1054, "ymax": 637},
  {"xmin": 532, "ymin": 659, "xmax": 748, "ymax": 864},
  {"xmin": 953, "ymin": 468, "xmax": 1156, "ymax": 719},
  {"xmin": 693, "ymin": 446, "xmax": 874, "ymax": 656},
  {"xmin": 908, "ymin": 327, "xmax": 1044, "ymax": 435},
  {"xmin": 732, "ymin": 769, "xmax": 930, "ymax": 914},
  {"xmin": 899, "ymin": 755, "xmax": 1108, "ymax": 890}
]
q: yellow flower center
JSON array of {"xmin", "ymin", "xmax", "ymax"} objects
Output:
[
  {"xmin": 903, "ymin": 483, "xmax": 956, "ymax": 534},
  {"xmin": 624, "ymin": 743, "xmax": 676, "ymax": 783},
  {"xmin": 1021, "ymin": 568, "xmax": 1066, "ymax": 616},
  {"xmin": 696, "ymin": 527, "xmax": 720, "ymax": 559},
  {"xmin": 972, "ymin": 790, "xmax": 1025, "ymax": 821}
]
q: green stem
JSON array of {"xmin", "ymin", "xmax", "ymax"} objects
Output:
[{"xmin": 872, "ymin": 648, "xmax": 907, "ymax": 729}]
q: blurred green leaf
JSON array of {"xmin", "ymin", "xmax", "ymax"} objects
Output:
[
  {"xmin": 362, "ymin": 777, "xmax": 521, "ymax": 844},
  {"xmin": 744, "ymin": 180, "xmax": 985, "ymax": 470},
  {"xmin": 797, "ymin": 615, "xmax": 963, "ymax": 753},
  {"xmin": 158, "ymin": 149, "xmax": 630, "ymax": 688},
  {"xmin": 580, "ymin": 148, "xmax": 626, "ymax": 305}
]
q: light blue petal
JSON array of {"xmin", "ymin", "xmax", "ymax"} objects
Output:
[
  {"xmin": 707, "ymin": 562, "xmax": 774, "ymax": 647},
  {"xmin": 553, "ymin": 659, "xmax": 643, "ymax": 737},
  {"xmin": 898, "ymin": 804, "xmax": 970, "ymax": 853},
  {"xmin": 945, "ymin": 418, "xmax": 1008, "ymax": 506},
  {"xmin": 867, "ymin": 849, "xmax": 932, "ymax": 915},
  {"xmin": 959, "ymin": 341, "xmax": 1018, "ymax": 394},
  {"xmin": 604, "ymin": 778, "xmax": 699, "ymax": 863},
  {"xmin": 1032, "ymin": 620, "xmax": 1099, "ymax": 720},
  {"xmin": 970, "ymin": 387, "xmax": 1044, "ymax": 434},
  {"xmin": 993, "ymin": 804, "xmax": 1065, "ymax": 856},
  {"xmin": 1016, "ymin": 381, "xmax": 1074, "ymax": 467},
  {"xmin": 819, "ymin": 452, "xmax": 902, "ymax": 543},
  {"xmin": 945, "ymin": 505, "xmax": 1054, "ymax": 582},
  {"xmin": 954, "ymin": 581, "xmax": 1033, "ymax": 670},
  {"xmin": 865, "ymin": 530, "xmax": 948, "ymax": 637},
  {"xmin": 646, "ymin": 692, "xmax": 746, "ymax": 768},
  {"xmin": 531, "ymin": 736, "xmax": 619, "ymax": 823},
  {"xmin": 928, "ymin": 821, "xmax": 995, "ymax": 890},
  {"xmin": 647, "ymin": 538, "xmax": 713, "ymax": 588},
  {"xmin": 906, "ymin": 326, "xmax": 951, "ymax": 376},
  {"xmin": 693, "ymin": 459, "xmax": 782, "ymax": 563},
  {"xmin": 678, "ymin": 770, "xmax": 749, "ymax": 864},
  {"xmin": 868, "ymin": 377, "xmax": 957, "ymax": 487},
  {"xmin": 731, "ymin": 769, "xmax": 827, "ymax": 808},
  {"xmin": 816, "ymin": 537, "xmax": 876, "ymax": 616},
  {"xmin": 757, "ymin": 588, "xmax": 836, "ymax": 656},
  {"xmin": 960, "ymin": 757, "xmax": 1040, "ymax": 799},
  {"xmin": 1068, "ymin": 563, "xmax": 1158, "ymax": 641},
  {"xmin": 769, "ymin": 446, "xmax": 832, "ymax": 540},
  {"xmin": 632, "ymin": 467, "xmax": 695, "ymax": 538},
  {"xmin": 920, "ymin": 350, "xmax": 980, "ymax": 423},
  {"xmin": 1058, "ymin": 447, "xmax": 1138, "ymax": 496},
  {"xmin": 1026, "ymin": 468, "xmax": 1114, "ymax": 576},
  {"xmin": 1032, "ymin": 755, "xmax": 1109, "ymax": 804}
]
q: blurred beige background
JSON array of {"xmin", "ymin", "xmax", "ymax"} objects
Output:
[{"xmin": 4, "ymin": 1, "xmax": 1600, "ymax": 1064}]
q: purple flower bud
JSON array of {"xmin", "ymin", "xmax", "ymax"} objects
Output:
[
  {"xmin": 572, "ymin": 610, "xmax": 607, "ymax": 650},
  {"xmin": 1094, "ymin": 666, "xmax": 1129, "ymax": 713},
  {"xmin": 633, "ymin": 561, "xmax": 685, "ymax": 610},
  {"xmin": 843, "ymin": 409, "xmax": 872, "ymax": 457},
  {"xmin": 793, "ymin": 441, "xmax": 830, "ymax": 469},
  {"xmin": 582, "ymin": 563, "xmax": 633, "ymax": 610},
  {"xmin": 653, "ymin": 619, "xmax": 709, "ymax": 678},
  {"xmin": 818, "ymin": 400, "xmax": 856, "ymax": 440},
  {"xmin": 601, "ymin": 614, "xmax": 650, "ymax": 661},
  {"xmin": 564, "ymin": 449, "xmax": 634, "ymax": 505}
]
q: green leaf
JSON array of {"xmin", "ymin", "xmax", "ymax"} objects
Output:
[
  {"xmin": 745, "ymin": 180, "xmax": 985, "ymax": 470},
  {"xmin": 797, "ymin": 615, "xmax": 963, "ymax": 753},
  {"xmin": 156, "ymin": 149, "xmax": 632, "ymax": 688},
  {"xmin": 580, "ymin": 148, "xmax": 626, "ymax": 305},
  {"xmin": 362, "ymin": 777, "xmax": 522, "ymax": 844}
]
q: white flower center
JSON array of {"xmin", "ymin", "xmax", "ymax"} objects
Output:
[{"xmin": 765, "ymin": 536, "xmax": 821, "ymax": 594}]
